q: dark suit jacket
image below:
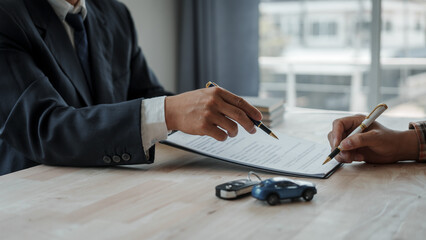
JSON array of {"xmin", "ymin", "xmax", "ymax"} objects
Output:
[{"xmin": 0, "ymin": 0, "xmax": 171, "ymax": 175}]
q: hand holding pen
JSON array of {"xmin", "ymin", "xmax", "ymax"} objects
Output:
[
  {"xmin": 325, "ymin": 104, "xmax": 419, "ymax": 164},
  {"xmin": 323, "ymin": 104, "xmax": 388, "ymax": 165},
  {"xmin": 206, "ymin": 81, "xmax": 278, "ymax": 140},
  {"xmin": 164, "ymin": 82, "xmax": 263, "ymax": 141}
]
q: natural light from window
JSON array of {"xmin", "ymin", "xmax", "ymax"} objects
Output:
[{"xmin": 259, "ymin": 0, "xmax": 426, "ymax": 117}]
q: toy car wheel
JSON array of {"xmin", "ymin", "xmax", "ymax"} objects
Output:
[
  {"xmin": 302, "ymin": 189, "xmax": 314, "ymax": 201},
  {"xmin": 267, "ymin": 194, "xmax": 279, "ymax": 206}
]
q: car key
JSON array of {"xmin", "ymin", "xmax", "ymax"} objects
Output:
[{"xmin": 215, "ymin": 172, "xmax": 262, "ymax": 200}]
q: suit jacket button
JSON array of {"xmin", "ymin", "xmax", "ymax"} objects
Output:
[
  {"xmin": 103, "ymin": 156, "xmax": 112, "ymax": 164},
  {"xmin": 122, "ymin": 153, "xmax": 131, "ymax": 161},
  {"xmin": 112, "ymin": 155, "xmax": 121, "ymax": 163}
]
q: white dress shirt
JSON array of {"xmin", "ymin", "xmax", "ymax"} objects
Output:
[{"xmin": 47, "ymin": 0, "xmax": 169, "ymax": 155}]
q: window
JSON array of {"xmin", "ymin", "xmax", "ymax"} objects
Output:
[
  {"xmin": 259, "ymin": 0, "xmax": 426, "ymax": 117},
  {"xmin": 312, "ymin": 22, "xmax": 320, "ymax": 36},
  {"xmin": 327, "ymin": 22, "xmax": 337, "ymax": 36},
  {"xmin": 310, "ymin": 21, "xmax": 338, "ymax": 36},
  {"xmin": 384, "ymin": 21, "xmax": 392, "ymax": 32}
]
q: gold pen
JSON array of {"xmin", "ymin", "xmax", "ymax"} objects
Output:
[
  {"xmin": 206, "ymin": 81, "xmax": 279, "ymax": 140},
  {"xmin": 323, "ymin": 103, "xmax": 388, "ymax": 165}
]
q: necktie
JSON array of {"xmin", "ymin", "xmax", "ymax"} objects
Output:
[{"xmin": 65, "ymin": 13, "xmax": 92, "ymax": 90}]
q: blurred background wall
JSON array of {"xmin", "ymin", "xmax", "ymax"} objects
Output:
[{"xmin": 121, "ymin": 0, "xmax": 179, "ymax": 93}]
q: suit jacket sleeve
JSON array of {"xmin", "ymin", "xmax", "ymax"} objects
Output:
[{"xmin": 0, "ymin": 2, "xmax": 164, "ymax": 170}]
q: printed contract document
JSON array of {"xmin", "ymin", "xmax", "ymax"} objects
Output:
[{"xmin": 163, "ymin": 126, "xmax": 341, "ymax": 178}]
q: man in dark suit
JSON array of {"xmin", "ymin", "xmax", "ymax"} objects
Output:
[{"xmin": 0, "ymin": 0, "xmax": 262, "ymax": 175}]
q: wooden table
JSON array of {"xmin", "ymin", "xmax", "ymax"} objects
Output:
[{"xmin": 1, "ymin": 108, "xmax": 425, "ymax": 240}]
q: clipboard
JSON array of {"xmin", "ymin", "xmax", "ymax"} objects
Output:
[{"xmin": 161, "ymin": 126, "xmax": 342, "ymax": 179}]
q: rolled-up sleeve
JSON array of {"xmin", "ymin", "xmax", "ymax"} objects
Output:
[{"xmin": 409, "ymin": 121, "xmax": 426, "ymax": 162}]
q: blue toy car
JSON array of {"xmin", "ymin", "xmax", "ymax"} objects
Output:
[{"xmin": 251, "ymin": 177, "xmax": 317, "ymax": 205}]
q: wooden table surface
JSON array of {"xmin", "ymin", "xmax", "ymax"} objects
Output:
[{"xmin": 1, "ymin": 108, "xmax": 425, "ymax": 240}]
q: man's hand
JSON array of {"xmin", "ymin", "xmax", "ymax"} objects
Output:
[
  {"xmin": 165, "ymin": 87, "xmax": 262, "ymax": 141},
  {"xmin": 327, "ymin": 115, "xmax": 419, "ymax": 163}
]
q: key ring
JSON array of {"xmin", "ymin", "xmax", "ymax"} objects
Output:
[{"xmin": 248, "ymin": 171, "xmax": 262, "ymax": 182}]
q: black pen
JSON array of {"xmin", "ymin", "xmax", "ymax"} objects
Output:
[{"xmin": 206, "ymin": 81, "xmax": 279, "ymax": 140}]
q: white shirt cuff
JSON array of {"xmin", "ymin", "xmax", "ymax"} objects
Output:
[{"xmin": 141, "ymin": 96, "xmax": 169, "ymax": 154}]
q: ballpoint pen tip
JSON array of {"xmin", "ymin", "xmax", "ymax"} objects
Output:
[
  {"xmin": 322, "ymin": 157, "xmax": 331, "ymax": 165},
  {"xmin": 270, "ymin": 132, "xmax": 279, "ymax": 139}
]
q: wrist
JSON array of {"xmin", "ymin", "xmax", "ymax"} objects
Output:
[
  {"xmin": 164, "ymin": 96, "xmax": 177, "ymax": 131},
  {"xmin": 397, "ymin": 130, "xmax": 419, "ymax": 161}
]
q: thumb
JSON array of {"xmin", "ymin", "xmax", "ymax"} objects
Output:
[{"xmin": 340, "ymin": 131, "xmax": 377, "ymax": 150}]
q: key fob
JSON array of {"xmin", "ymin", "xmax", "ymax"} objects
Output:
[{"xmin": 215, "ymin": 179, "xmax": 258, "ymax": 200}]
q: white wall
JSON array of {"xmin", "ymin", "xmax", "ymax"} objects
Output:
[{"xmin": 120, "ymin": 0, "xmax": 178, "ymax": 92}]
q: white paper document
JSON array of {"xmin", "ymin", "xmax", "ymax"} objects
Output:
[{"xmin": 163, "ymin": 126, "xmax": 341, "ymax": 178}]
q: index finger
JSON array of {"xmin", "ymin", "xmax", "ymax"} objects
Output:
[{"xmin": 218, "ymin": 89, "xmax": 262, "ymax": 121}]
